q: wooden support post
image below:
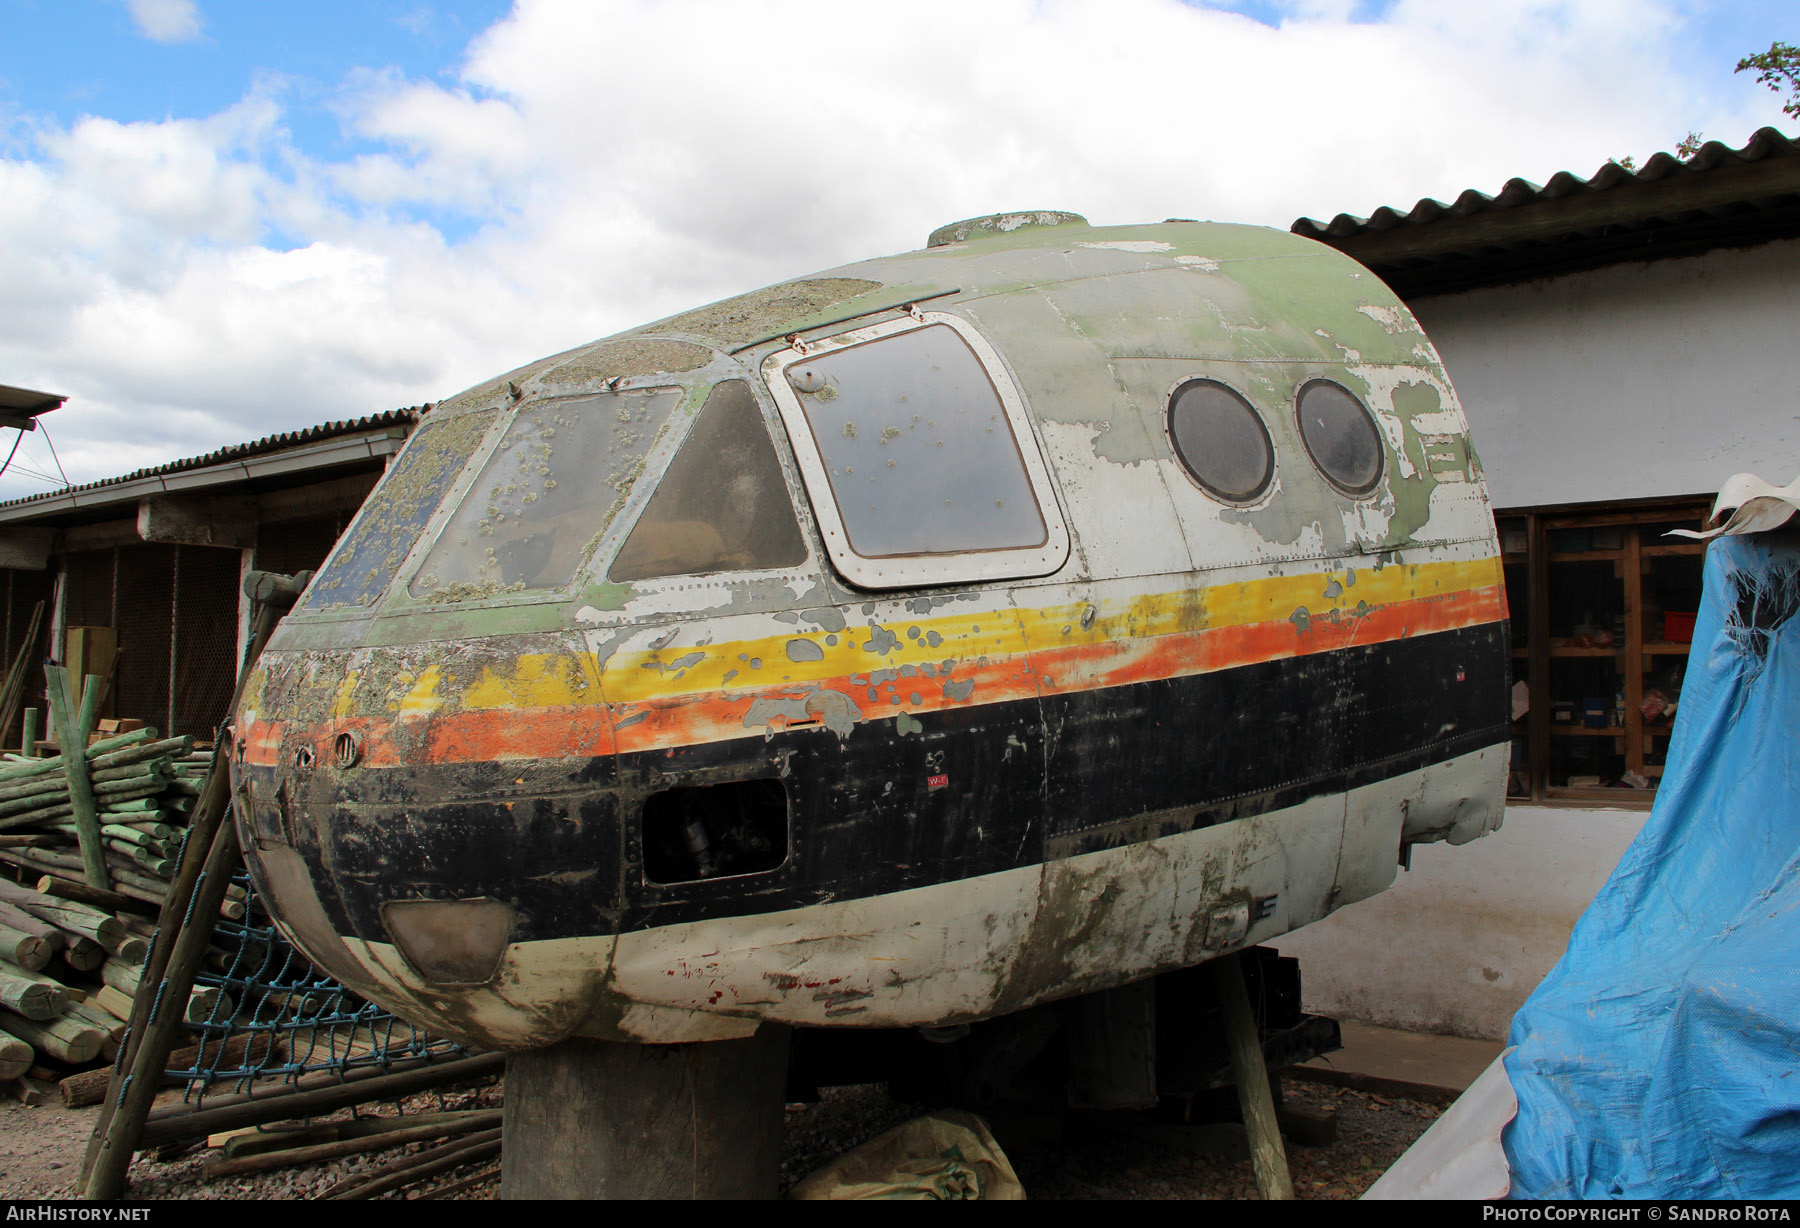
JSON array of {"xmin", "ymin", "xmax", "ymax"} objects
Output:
[
  {"xmin": 81, "ymin": 574, "xmax": 306, "ymax": 1200},
  {"xmin": 42, "ymin": 667, "xmax": 106, "ymax": 890},
  {"xmin": 501, "ymin": 1028, "xmax": 789, "ymax": 1200},
  {"xmin": 1210, "ymin": 952, "xmax": 1293, "ymax": 1201}
]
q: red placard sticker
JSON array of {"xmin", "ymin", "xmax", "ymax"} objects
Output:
[{"xmin": 927, "ymin": 774, "xmax": 949, "ymax": 790}]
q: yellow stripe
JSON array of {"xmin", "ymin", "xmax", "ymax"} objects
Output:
[
  {"xmin": 289, "ymin": 555, "xmax": 1502, "ymax": 719},
  {"xmin": 602, "ymin": 555, "xmax": 1502, "ymax": 705}
]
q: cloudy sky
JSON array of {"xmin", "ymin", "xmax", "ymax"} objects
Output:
[{"xmin": 0, "ymin": 0, "xmax": 1793, "ymax": 501}]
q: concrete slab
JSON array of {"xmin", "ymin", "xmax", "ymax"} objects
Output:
[{"xmin": 1290, "ymin": 1021, "xmax": 1504, "ymax": 1105}]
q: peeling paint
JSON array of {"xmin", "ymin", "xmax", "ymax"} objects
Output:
[
  {"xmin": 654, "ymin": 278, "xmax": 881, "ymax": 347},
  {"xmin": 742, "ymin": 688, "xmax": 860, "ymax": 739},
  {"xmin": 785, "ymin": 638, "xmax": 825, "ymax": 663},
  {"xmin": 800, "ymin": 607, "xmax": 847, "ymax": 632}
]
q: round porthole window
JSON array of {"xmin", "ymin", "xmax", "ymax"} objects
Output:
[
  {"xmin": 1296, "ymin": 380, "xmax": 1383, "ymax": 496},
  {"xmin": 1167, "ymin": 380, "xmax": 1274, "ymax": 503}
]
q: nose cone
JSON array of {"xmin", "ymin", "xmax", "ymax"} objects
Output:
[{"xmin": 231, "ymin": 646, "xmax": 627, "ymax": 1048}]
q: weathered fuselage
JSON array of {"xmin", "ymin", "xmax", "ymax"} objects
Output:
[{"xmin": 229, "ymin": 215, "xmax": 1510, "ymax": 1049}]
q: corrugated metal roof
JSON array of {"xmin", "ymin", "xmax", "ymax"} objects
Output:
[
  {"xmin": 1292, "ymin": 126, "xmax": 1800, "ymax": 296},
  {"xmin": 0, "ymin": 407, "xmax": 422, "ymax": 517}
]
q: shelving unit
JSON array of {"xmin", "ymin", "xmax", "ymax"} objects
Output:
[{"xmin": 1498, "ymin": 500, "xmax": 1709, "ymax": 806}]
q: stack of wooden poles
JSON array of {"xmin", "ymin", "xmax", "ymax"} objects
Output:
[
  {"xmin": 0, "ymin": 731, "xmax": 241, "ymax": 918},
  {"xmin": 0, "ymin": 663, "xmax": 245, "ymax": 1106}
]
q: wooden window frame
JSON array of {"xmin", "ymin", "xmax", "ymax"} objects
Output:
[{"xmin": 1499, "ymin": 496, "xmax": 1711, "ymax": 807}]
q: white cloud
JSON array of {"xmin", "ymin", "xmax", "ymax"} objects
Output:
[
  {"xmin": 126, "ymin": 0, "xmax": 204, "ymax": 44},
  {"xmin": 0, "ymin": 0, "xmax": 1792, "ymax": 501}
]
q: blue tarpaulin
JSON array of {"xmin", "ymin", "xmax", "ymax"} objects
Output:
[{"xmin": 1503, "ymin": 530, "xmax": 1800, "ymax": 1199}]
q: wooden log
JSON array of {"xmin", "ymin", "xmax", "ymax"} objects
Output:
[
  {"xmin": 215, "ymin": 1110, "xmax": 487, "ymax": 1158},
  {"xmin": 0, "ymin": 805, "xmax": 75, "ymax": 831},
  {"xmin": 34, "ymin": 874, "xmax": 156, "ymax": 917},
  {"xmin": 1211, "ymin": 952, "xmax": 1294, "ymax": 1201},
  {"xmin": 105, "ymin": 798, "xmax": 162, "ymax": 813},
  {"xmin": 0, "ymin": 953, "xmax": 75, "ymax": 992},
  {"xmin": 99, "ymin": 959, "xmax": 140, "ymax": 996},
  {"xmin": 75, "ymin": 674, "xmax": 105, "ymax": 741},
  {"xmin": 98, "ymin": 931, "xmax": 146, "ymax": 964},
  {"xmin": 43, "ymin": 666, "xmax": 106, "ymax": 890},
  {"xmin": 136, "ymin": 1053, "xmax": 505, "ymax": 1148},
  {"xmin": 89, "ymin": 764, "xmax": 163, "ymax": 786},
  {"xmin": 419, "ymin": 1164, "xmax": 501, "ymax": 1200},
  {"xmin": 59, "ymin": 1030, "xmax": 286, "ymax": 1108},
  {"xmin": 0, "ymin": 834, "xmax": 71, "ymax": 848},
  {"xmin": 93, "ymin": 985, "xmax": 135, "ymax": 1023},
  {"xmin": 215, "ymin": 1124, "xmax": 340, "ymax": 1159},
  {"xmin": 107, "ymin": 841, "xmax": 172, "ymax": 875},
  {"xmin": 0, "ymin": 883, "xmax": 125, "ymax": 948},
  {"xmin": 0, "ymin": 900, "xmax": 63, "ymax": 956},
  {"xmin": 202, "ymin": 1110, "xmax": 504, "ymax": 1179},
  {"xmin": 116, "ymin": 914, "xmax": 158, "ymax": 939},
  {"xmin": 112, "ymin": 820, "xmax": 177, "ymax": 839},
  {"xmin": 99, "ymin": 961, "xmax": 227, "ymax": 1023},
  {"xmin": 66, "ymin": 1000, "xmax": 126, "ymax": 1043},
  {"xmin": 61, "ymin": 937, "xmax": 105, "ymax": 972},
  {"xmin": 100, "ymin": 823, "xmax": 168, "ymax": 846},
  {"xmin": 1, "ymin": 1009, "xmax": 102, "ymax": 1064},
  {"xmin": 17, "ymin": 708, "xmax": 38, "ymax": 760},
  {"xmin": 1, "ymin": 787, "xmax": 74, "ymax": 811},
  {"xmin": 324, "ymin": 1128, "xmax": 503, "ymax": 1201},
  {"xmin": 0, "ymin": 965, "xmax": 66, "ymax": 1020},
  {"xmin": 0, "ymin": 923, "xmax": 52, "ymax": 972},
  {"xmin": 0, "ymin": 1032, "xmax": 30, "ymax": 1081},
  {"xmin": 0, "ymin": 727, "xmax": 156, "ymax": 784},
  {"xmin": 86, "ymin": 737, "xmax": 191, "ymax": 773},
  {"xmin": 94, "ymin": 773, "xmax": 170, "ymax": 799},
  {"xmin": 0, "ymin": 774, "xmax": 72, "ymax": 805}
]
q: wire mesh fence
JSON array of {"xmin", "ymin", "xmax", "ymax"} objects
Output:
[{"xmin": 155, "ymin": 818, "xmax": 463, "ymax": 1102}]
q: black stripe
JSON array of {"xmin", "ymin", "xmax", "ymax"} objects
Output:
[{"xmin": 244, "ymin": 621, "xmax": 1508, "ymax": 944}]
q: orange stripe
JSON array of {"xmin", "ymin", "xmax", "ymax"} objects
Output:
[{"xmin": 243, "ymin": 585, "xmax": 1504, "ymax": 768}]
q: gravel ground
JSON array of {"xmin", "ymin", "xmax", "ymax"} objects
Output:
[{"xmin": 1, "ymin": 1074, "xmax": 1438, "ymax": 1200}]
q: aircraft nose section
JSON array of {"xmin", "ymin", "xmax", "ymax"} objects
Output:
[{"xmin": 230, "ymin": 725, "xmax": 625, "ymax": 1044}]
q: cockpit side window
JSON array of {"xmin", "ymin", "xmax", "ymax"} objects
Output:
[
  {"xmin": 794, "ymin": 325, "xmax": 1045, "ymax": 556},
  {"xmin": 307, "ymin": 408, "xmax": 499, "ymax": 610},
  {"xmin": 764, "ymin": 312, "xmax": 1069, "ymax": 589},
  {"xmin": 409, "ymin": 387, "xmax": 682, "ymax": 601},
  {"xmin": 609, "ymin": 380, "xmax": 808, "ymax": 582}
]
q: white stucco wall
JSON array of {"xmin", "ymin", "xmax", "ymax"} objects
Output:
[
  {"xmin": 1411, "ymin": 238, "xmax": 1800, "ymax": 510},
  {"xmin": 1275, "ymin": 806, "xmax": 1648, "ymax": 1041}
]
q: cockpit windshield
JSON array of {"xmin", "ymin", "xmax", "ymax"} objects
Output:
[{"xmin": 408, "ymin": 387, "xmax": 684, "ymax": 601}]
